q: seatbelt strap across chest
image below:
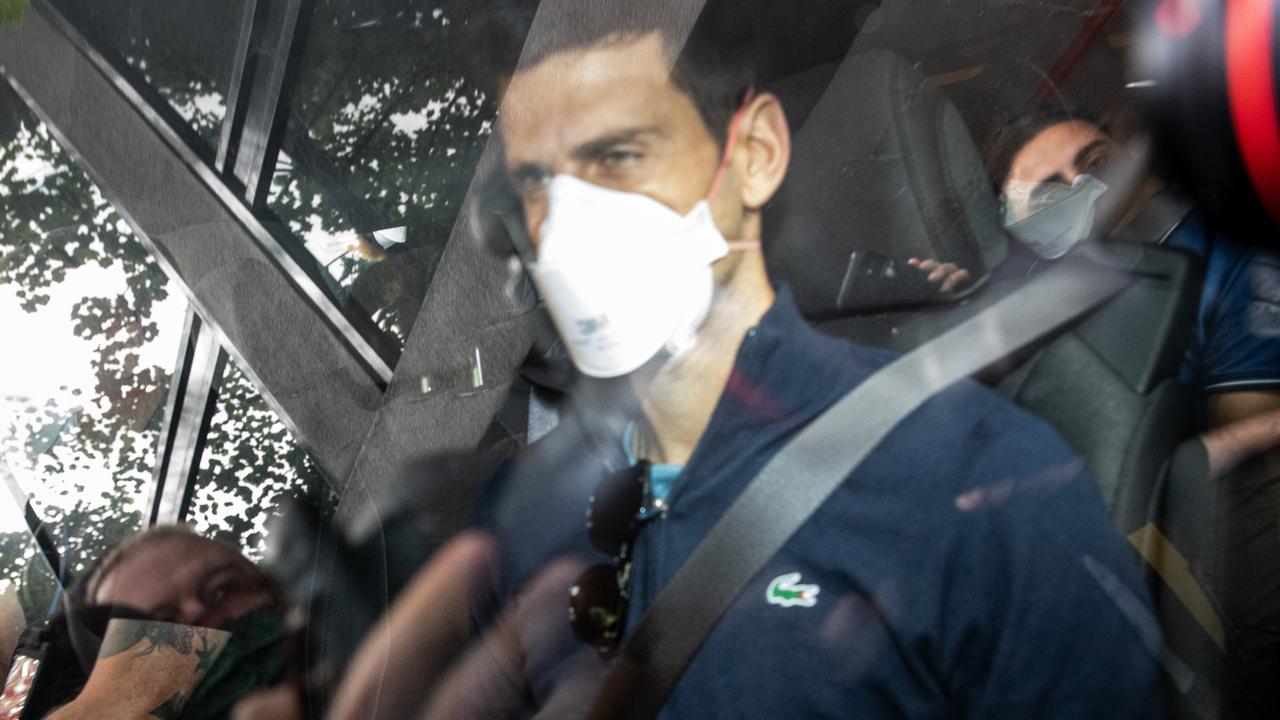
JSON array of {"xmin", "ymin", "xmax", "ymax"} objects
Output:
[{"xmin": 586, "ymin": 255, "xmax": 1130, "ymax": 720}]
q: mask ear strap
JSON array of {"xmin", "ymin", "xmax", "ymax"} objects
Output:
[{"xmin": 706, "ymin": 87, "xmax": 756, "ymax": 201}]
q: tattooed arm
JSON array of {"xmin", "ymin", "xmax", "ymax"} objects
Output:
[{"xmin": 46, "ymin": 620, "xmax": 230, "ymax": 720}]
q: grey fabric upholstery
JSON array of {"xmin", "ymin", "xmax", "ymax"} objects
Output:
[
  {"xmin": 763, "ymin": 50, "xmax": 1006, "ymax": 319},
  {"xmin": 997, "ymin": 333, "xmax": 1196, "ymax": 519}
]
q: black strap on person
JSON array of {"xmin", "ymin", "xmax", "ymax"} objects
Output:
[{"xmin": 585, "ymin": 254, "xmax": 1131, "ymax": 720}]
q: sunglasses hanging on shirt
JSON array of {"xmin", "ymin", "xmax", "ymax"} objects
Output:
[{"xmin": 569, "ymin": 461, "xmax": 649, "ymax": 656}]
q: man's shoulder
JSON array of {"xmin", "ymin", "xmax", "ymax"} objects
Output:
[
  {"xmin": 783, "ymin": 312, "xmax": 1086, "ymax": 476},
  {"xmin": 808, "ymin": 327, "xmax": 1108, "ymax": 526},
  {"xmin": 863, "ymin": 369, "xmax": 1090, "ymax": 492},
  {"xmin": 810, "ymin": 325, "xmax": 1079, "ymax": 461}
]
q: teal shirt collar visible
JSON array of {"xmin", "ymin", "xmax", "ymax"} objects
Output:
[{"xmin": 622, "ymin": 421, "xmax": 683, "ymax": 514}]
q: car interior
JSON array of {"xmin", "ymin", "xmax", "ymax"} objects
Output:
[{"xmin": 1, "ymin": 0, "xmax": 1277, "ymax": 717}]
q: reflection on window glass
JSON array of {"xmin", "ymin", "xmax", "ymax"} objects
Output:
[
  {"xmin": 0, "ymin": 491, "xmax": 58, "ymax": 634},
  {"xmin": 0, "ymin": 98, "xmax": 186, "ymax": 579},
  {"xmin": 267, "ymin": 0, "xmax": 528, "ymax": 346},
  {"xmin": 47, "ymin": 0, "xmax": 246, "ymax": 147},
  {"xmin": 188, "ymin": 360, "xmax": 337, "ymax": 561}
]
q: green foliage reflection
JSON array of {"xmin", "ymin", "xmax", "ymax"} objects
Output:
[
  {"xmin": 0, "ymin": 0, "xmax": 27, "ymax": 25},
  {"xmin": 267, "ymin": 0, "xmax": 517, "ymax": 343},
  {"xmin": 0, "ymin": 111, "xmax": 171, "ymax": 594},
  {"xmin": 189, "ymin": 361, "xmax": 336, "ymax": 562}
]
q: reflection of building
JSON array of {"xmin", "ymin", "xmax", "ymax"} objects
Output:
[{"xmin": 0, "ymin": 0, "xmax": 531, "ymax": 585}]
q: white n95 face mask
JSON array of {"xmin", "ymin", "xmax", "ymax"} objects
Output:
[
  {"xmin": 1003, "ymin": 174, "xmax": 1109, "ymax": 259},
  {"xmin": 528, "ymin": 175, "xmax": 729, "ymax": 378}
]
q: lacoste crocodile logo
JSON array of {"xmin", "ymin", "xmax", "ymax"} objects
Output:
[{"xmin": 766, "ymin": 572, "xmax": 820, "ymax": 608}]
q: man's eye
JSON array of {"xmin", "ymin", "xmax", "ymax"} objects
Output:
[
  {"xmin": 516, "ymin": 175, "xmax": 550, "ymax": 197},
  {"xmin": 601, "ymin": 149, "xmax": 640, "ymax": 170},
  {"xmin": 201, "ymin": 573, "xmax": 251, "ymax": 607},
  {"xmin": 1083, "ymin": 152, "xmax": 1110, "ymax": 174},
  {"xmin": 208, "ymin": 583, "xmax": 231, "ymax": 603},
  {"xmin": 511, "ymin": 168, "xmax": 552, "ymax": 197}
]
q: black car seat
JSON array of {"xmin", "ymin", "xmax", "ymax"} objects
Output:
[{"xmin": 763, "ymin": 49, "xmax": 1224, "ymax": 717}]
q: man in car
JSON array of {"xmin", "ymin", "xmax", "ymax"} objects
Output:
[
  {"xmin": 85, "ymin": 526, "xmax": 287, "ymax": 629},
  {"xmin": 917, "ymin": 110, "xmax": 1280, "ymax": 454},
  {"xmin": 987, "ymin": 111, "xmax": 1280, "ymax": 433},
  {"xmin": 39, "ymin": 526, "xmax": 290, "ymax": 720},
  {"xmin": 239, "ymin": 5, "xmax": 1163, "ymax": 718},
  {"xmin": 984, "ymin": 109, "xmax": 1280, "ymax": 713},
  {"xmin": 491, "ymin": 8, "xmax": 1170, "ymax": 707}
]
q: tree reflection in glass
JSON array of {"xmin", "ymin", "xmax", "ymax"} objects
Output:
[
  {"xmin": 188, "ymin": 361, "xmax": 336, "ymax": 562},
  {"xmin": 267, "ymin": 0, "xmax": 525, "ymax": 344},
  {"xmin": 0, "ymin": 95, "xmax": 182, "ymax": 613}
]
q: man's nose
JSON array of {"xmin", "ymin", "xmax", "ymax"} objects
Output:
[
  {"xmin": 522, "ymin": 197, "xmax": 547, "ymax": 253},
  {"xmin": 177, "ymin": 595, "xmax": 208, "ymax": 626}
]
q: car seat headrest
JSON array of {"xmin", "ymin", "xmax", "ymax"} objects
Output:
[{"xmin": 763, "ymin": 50, "xmax": 1007, "ymax": 319}]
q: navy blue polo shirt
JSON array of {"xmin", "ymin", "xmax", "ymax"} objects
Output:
[
  {"xmin": 479, "ymin": 286, "xmax": 1162, "ymax": 718},
  {"xmin": 1166, "ymin": 213, "xmax": 1280, "ymax": 400}
]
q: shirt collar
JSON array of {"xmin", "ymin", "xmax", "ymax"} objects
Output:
[
  {"xmin": 596, "ymin": 284, "xmax": 885, "ymax": 513},
  {"xmin": 622, "ymin": 420, "xmax": 683, "ymax": 514},
  {"xmin": 660, "ymin": 283, "xmax": 891, "ymax": 510}
]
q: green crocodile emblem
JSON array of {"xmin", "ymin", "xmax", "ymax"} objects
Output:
[{"xmin": 766, "ymin": 572, "xmax": 820, "ymax": 608}]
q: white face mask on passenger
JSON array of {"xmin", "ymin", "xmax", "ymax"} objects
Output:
[
  {"xmin": 527, "ymin": 175, "xmax": 729, "ymax": 378},
  {"xmin": 1003, "ymin": 174, "xmax": 1109, "ymax": 259}
]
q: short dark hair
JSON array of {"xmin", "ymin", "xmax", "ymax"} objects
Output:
[
  {"xmin": 983, "ymin": 106, "xmax": 1106, "ymax": 193},
  {"xmin": 508, "ymin": 0, "xmax": 757, "ymax": 146}
]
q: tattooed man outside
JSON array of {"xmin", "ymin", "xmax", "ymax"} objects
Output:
[{"xmin": 42, "ymin": 527, "xmax": 289, "ymax": 720}]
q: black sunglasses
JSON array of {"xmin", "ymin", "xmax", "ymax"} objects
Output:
[{"xmin": 568, "ymin": 460, "xmax": 650, "ymax": 656}]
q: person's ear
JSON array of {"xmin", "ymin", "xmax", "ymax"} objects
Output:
[{"xmin": 736, "ymin": 92, "xmax": 791, "ymax": 210}]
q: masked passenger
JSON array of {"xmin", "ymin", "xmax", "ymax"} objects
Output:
[
  {"xmin": 992, "ymin": 111, "xmax": 1280, "ymax": 528},
  {"xmin": 939, "ymin": 109, "xmax": 1280, "ymax": 716},
  {"xmin": 34, "ymin": 526, "xmax": 290, "ymax": 720},
  {"xmin": 923, "ymin": 109, "xmax": 1280, "ymax": 438}
]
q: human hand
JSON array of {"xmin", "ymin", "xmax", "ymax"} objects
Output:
[
  {"xmin": 230, "ymin": 531, "xmax": 498, "ymax": 720},
  {"xmin": 1202, "ymin": 406, "xmax": 1280, "ymax": 479},
  {"xmin": 231, "ymin": 530, "xmax": 596, "ymax": 720},
  {"xmin": 414, "ymin": 556, "xmax": 596, "ymax": 720},
  {"xmin": 230, "ymin": 685, "xmax": 304, "ymax": 720},
  {"xmin": 324, "ymin": 530, "xmax": 500, "ymax": 720},
  {"xmin": 330, "ymin": 530, "xmax": 595, "ymax": 720},
  {"xmin": 907, "ymin": 258, "xmax": 971, "ymax": 293},
  {"xmin": 48, "ymin": 620, "xmax": 231, "ymax": 720}
]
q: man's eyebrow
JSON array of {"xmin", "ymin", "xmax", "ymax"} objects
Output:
[
  {"xmin": 1071, "ymin": 140, "xmax": 1107, "ymax": 172},
  {"xmin": 570, "ymin": 126, "xmax": 664, "ymax": 161},
  {"xmin": 197, "ymin": 561, "xmax": 245, "ymax": 588}
]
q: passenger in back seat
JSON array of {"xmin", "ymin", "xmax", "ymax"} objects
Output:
[
  {"xmin": 917, "ymin": 108, "xmax": 1280, "ymax": 714},
  {"xmin": 284, "ymin": 7, "xmax": 1165, "ymax": 719},
  {"xmin": 988, "ymin": 111, "xmax": 1280, "ymax": 438},
  {"xmin": 913, "ymin": 109, "xmax": 1280, "ymax": 437}
]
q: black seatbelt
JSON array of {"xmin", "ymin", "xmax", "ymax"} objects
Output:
[{"xmin": 586, "ymin": 255, "xmax": 1131, "ymax": 720}]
